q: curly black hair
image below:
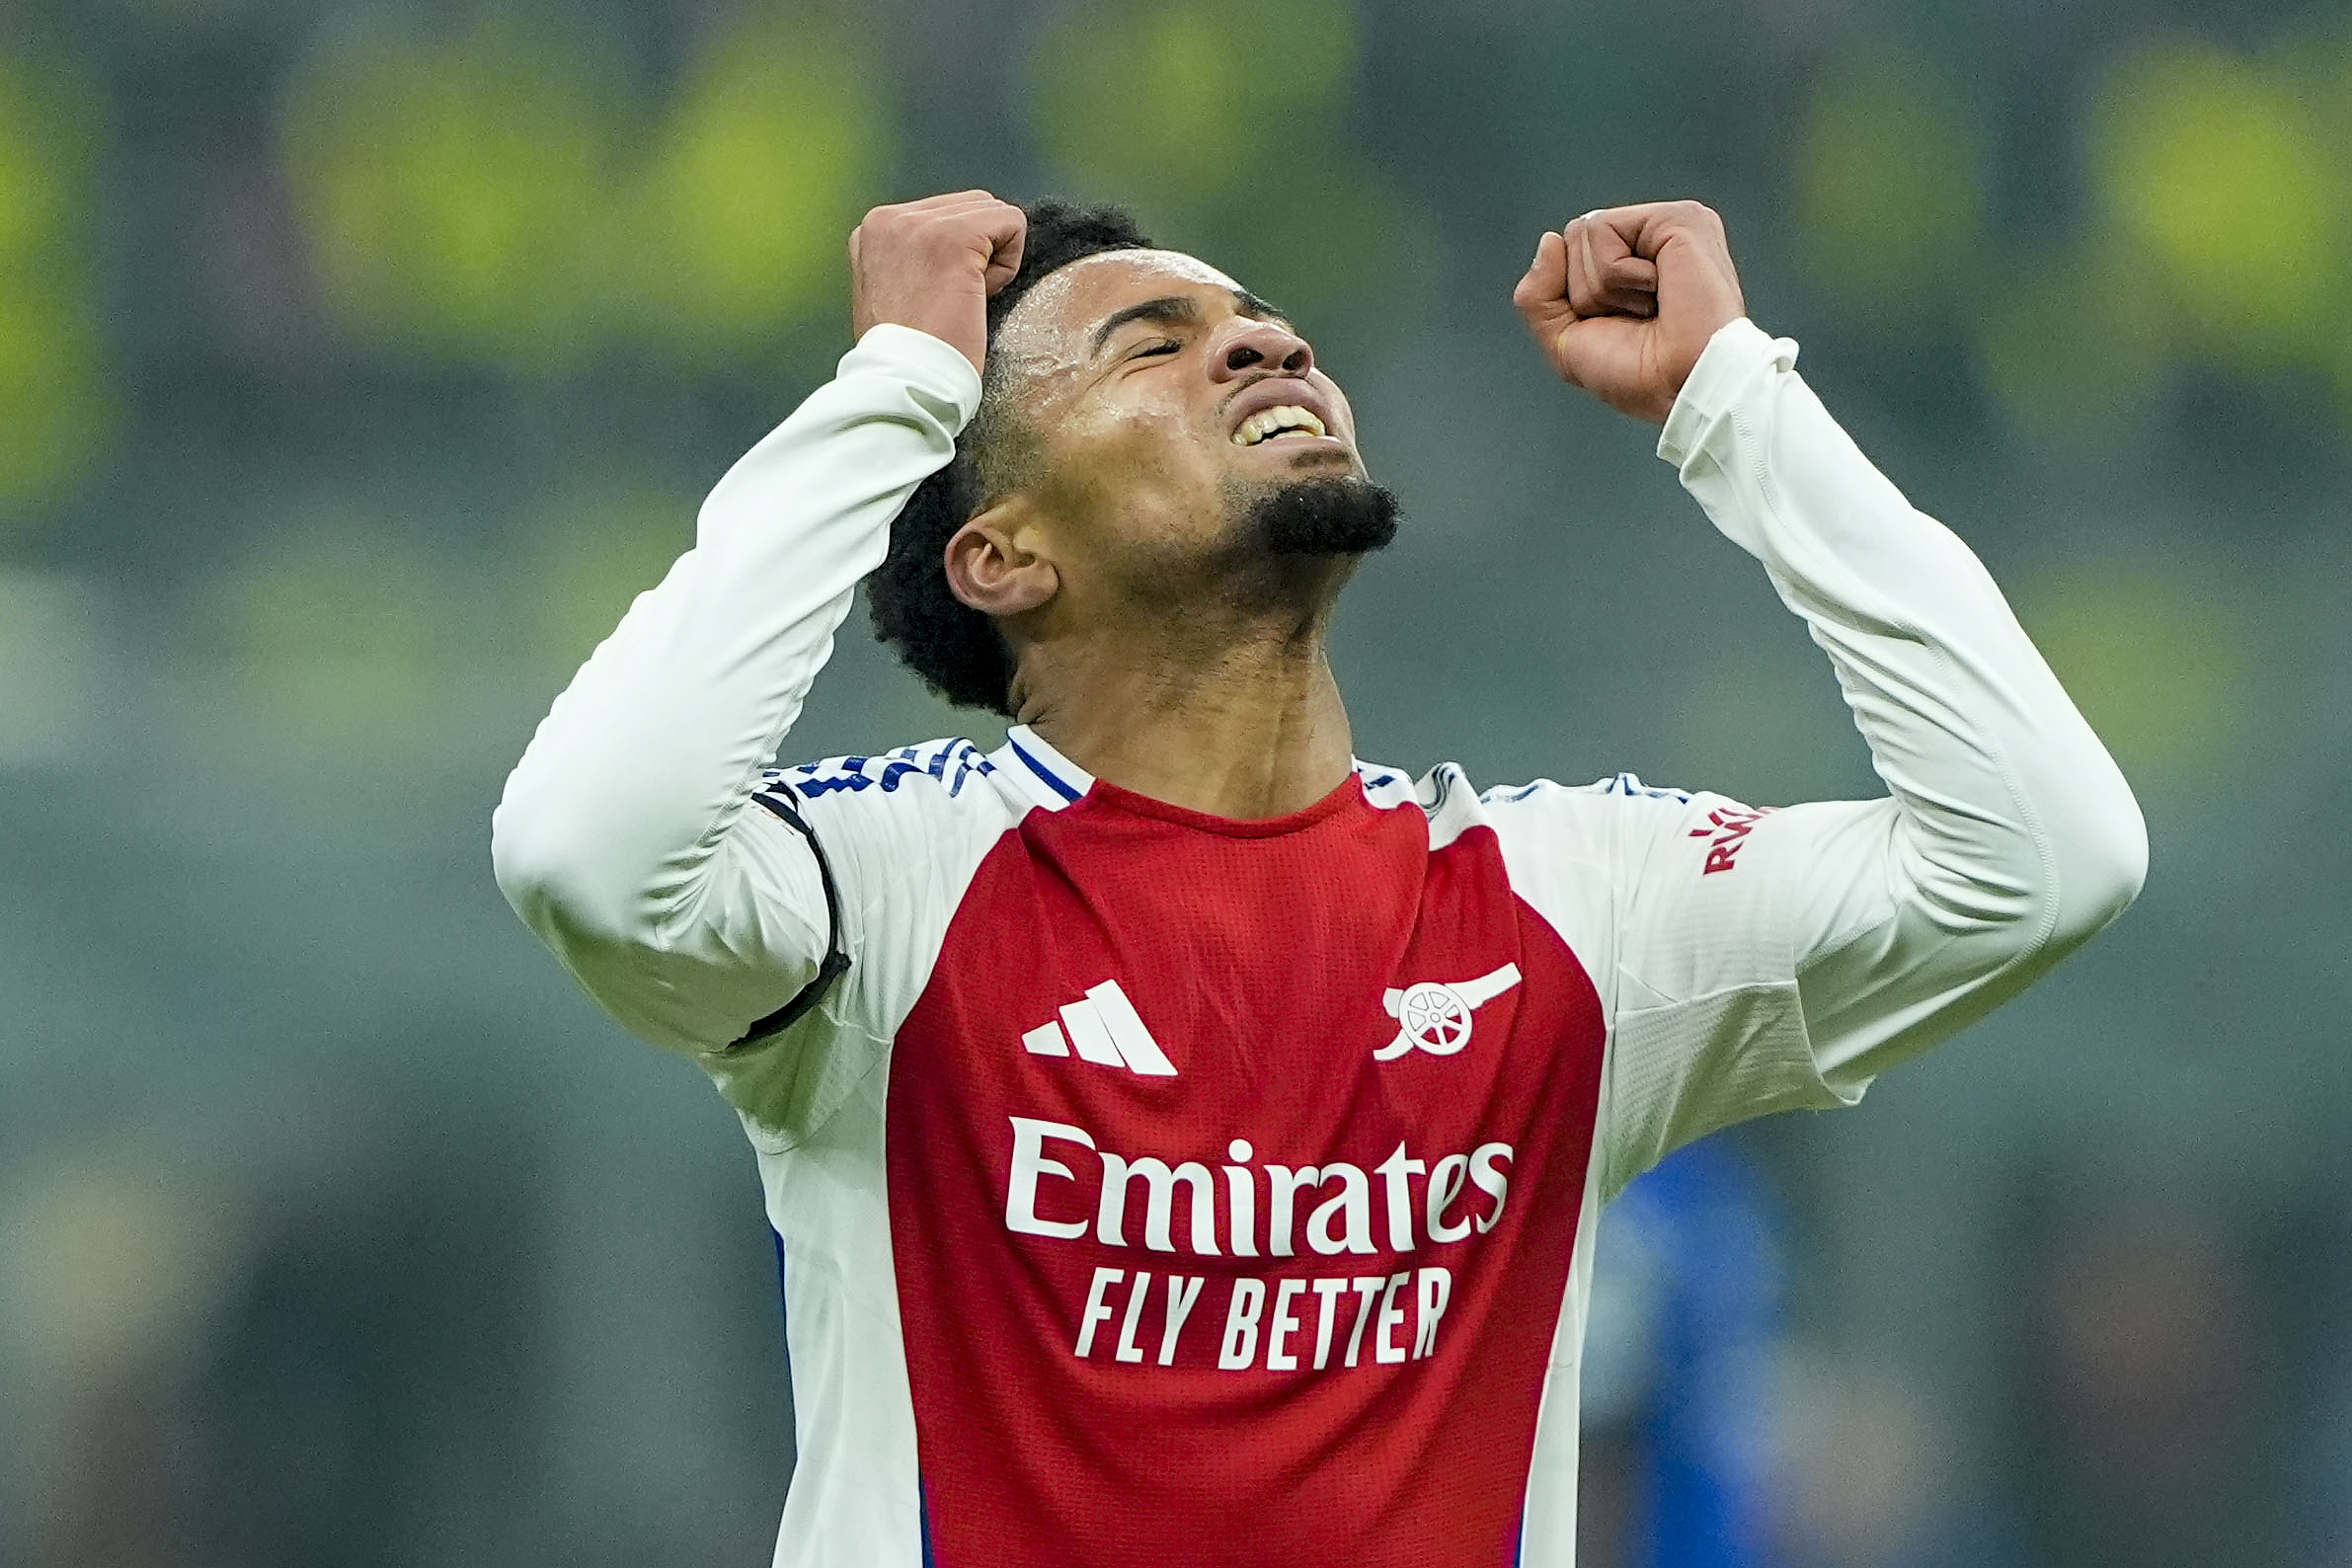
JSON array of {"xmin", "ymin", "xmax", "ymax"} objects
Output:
[{"xmin": 866, "ymin": 200, "xmax": 1152, "ymax": 717}]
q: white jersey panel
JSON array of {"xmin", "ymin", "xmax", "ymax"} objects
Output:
[
  {"xmin": 760, "ymin": 1070, "xmax": 922, "ymax": 1568},
  {"xmin": 1476, "ymin": 777, "xmax": 1831, "ymax": 1204},
  {"xmin": 1517, "ymin": 1169, "xmax": 1607, "ymax": 1568}
]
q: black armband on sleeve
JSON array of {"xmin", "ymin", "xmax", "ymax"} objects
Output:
[{"xmin": 727, "ymin": 784, "xmax": 852, "ymax": 1051}]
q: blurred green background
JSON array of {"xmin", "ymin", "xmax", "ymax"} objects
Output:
[{"xmin": 1, "ymin": 0, "xmax": 2347, "ymax": 1564}]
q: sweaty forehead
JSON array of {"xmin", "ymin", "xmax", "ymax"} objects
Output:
[{"xmin": 994, "ymin": 249, "xmax": 1251, "ymax": 358}]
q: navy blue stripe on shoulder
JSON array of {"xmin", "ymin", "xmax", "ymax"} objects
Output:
[
  {"xmin": 1004, "ymin": 735, "xmax": 1081, "ymax": 802},
  {"xmin": 768, "ymin": 737, "xmax": 996, "ymax": 801}
]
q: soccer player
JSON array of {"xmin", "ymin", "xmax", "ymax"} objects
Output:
[{"xmin": 493, "ymin": 192, "xmax": 2145, "ymax": 1567}]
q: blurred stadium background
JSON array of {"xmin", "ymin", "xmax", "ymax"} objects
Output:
[{"xmin": 2, "ymin": 0, "xmax": 2348, "ymax": 1563}]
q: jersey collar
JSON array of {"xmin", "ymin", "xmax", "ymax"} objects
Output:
[
  {"xmin": 998, "ymin": 725, "xmax": 1095, "ymax": 810},
  {"xmin": 997, "ymin": 725, "xmax": 1427, "ymax": 817}
]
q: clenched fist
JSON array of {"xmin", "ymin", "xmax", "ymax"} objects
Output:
[
  {"xmin": 850, "ymin": 192, "xmax": 1027, "ymax": 375},
  {"xmin": 1512, "ymin": 200, "xmax": 1745, "ymax": 425}
]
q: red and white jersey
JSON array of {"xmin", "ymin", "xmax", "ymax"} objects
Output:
[{"xmin": 493, "ymin": 321, "xmax": 2145, "ymax": 1567}]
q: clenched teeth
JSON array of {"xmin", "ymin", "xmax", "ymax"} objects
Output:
[{"xmin": 1231, "ymin": 405, "xmax": 1330, "ymax": 446}]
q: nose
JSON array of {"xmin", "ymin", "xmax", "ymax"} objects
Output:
[{"xmin": 1210, "ymin": 315, "xmax": 1313, "ymax": 381}]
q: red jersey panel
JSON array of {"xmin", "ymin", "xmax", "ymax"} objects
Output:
[{"xmin": 886, "ymin": 775, "xmax": 1607, "ymax": 1568}]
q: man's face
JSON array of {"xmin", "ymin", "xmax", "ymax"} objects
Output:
[{"xmin": 984, "ymin": 250, "xmax": 1376, "ymax": 603}]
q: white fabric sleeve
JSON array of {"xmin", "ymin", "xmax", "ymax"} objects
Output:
[
  {"xmin": 1590, "ymin": 318, "xmax": 2148, "ymax": 1194},
  {"xmin": 490, "ymin": 324, "xmax": 983, "ymax": 1057}
]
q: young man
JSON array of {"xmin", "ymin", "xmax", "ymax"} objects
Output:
[{"xmin": 493, "ymin": 192, "xmax": 2145, "ymax": 1567}]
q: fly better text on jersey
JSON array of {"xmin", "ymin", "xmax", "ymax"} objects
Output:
[{"xmin": 1073, "ymin": 1264, "xmax": 1457, "ymax": 1371}]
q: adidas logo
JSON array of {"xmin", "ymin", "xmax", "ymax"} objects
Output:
[{"xmin": 1020, "ymin": 980, "xmax": 1177, "ymax": 1077}]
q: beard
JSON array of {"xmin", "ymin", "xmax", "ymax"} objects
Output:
[
  {"xmin": 1100, "ymin": 472, "xmax": 1403, "ymax": 626},
  {"xmin": 1239, "ymin": 474, "xmax": 1403, "ymax": 558}
]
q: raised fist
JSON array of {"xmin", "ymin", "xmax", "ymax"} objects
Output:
[
  {"xmin": 1512, "ymin": 200, "xmax": 1746, "ymax": 425},
  {"xmin": 850, "ymin": 192, "xmax": 1028, "ymax": 375}
]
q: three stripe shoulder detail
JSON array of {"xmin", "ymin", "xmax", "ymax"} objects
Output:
[{"xmin": 768, "ymin": 738, "xmax": 997, "ymax": 803}]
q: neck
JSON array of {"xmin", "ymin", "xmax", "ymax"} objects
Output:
[{"xmin": 1013, "ymin": 597, "xmax": 1356, "ymax": 821}]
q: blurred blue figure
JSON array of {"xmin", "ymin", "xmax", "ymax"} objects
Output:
[{"xmin": 1579, "ymin": 1137, "xmax": 1785, "ymax": 1568}]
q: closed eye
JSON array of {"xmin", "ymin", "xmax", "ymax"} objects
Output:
[{"xmin": 1132, "ymin": 339, "xmax": 1181, "ymax": 358}]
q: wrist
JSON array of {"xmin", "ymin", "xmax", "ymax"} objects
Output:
[
  {"xmin": 1656, "ymin": 318, "xmax": 1794, "ymax": 467},
  {"xmin": 846, "ymin": 323, "xmax": 987, "ymax": 420}
]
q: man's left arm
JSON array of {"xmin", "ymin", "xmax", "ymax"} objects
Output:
[
  {"xmin": 1514, "ymin": 202, "xmax": 2147, "ymax": 1189},
  {"xmin": 1642, "ymin": 315, "xmax": 2148, "ymax": 1086}
]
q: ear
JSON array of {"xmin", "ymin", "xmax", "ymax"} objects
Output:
[{"xmin": 943, "ymin": 503, "xmax": 1059, "ymax": 618}]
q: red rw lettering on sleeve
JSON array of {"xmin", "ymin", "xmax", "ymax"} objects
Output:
[{"xmin": 1689, "ymin": 805, "xmax": 1772, "ymax": 875}]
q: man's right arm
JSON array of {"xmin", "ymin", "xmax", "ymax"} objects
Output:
[
  {"xmin": 490, "ymin": 323, "xmax": 981, "ymax": 1053},
  {"xmin": 494, "ymin": 193, "xmax": 1023, "ymax": 1055}
]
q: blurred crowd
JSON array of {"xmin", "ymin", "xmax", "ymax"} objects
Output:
[{"xmin": 3, "ymin": 1, "xmax": 2349, "ymax": 1564}]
